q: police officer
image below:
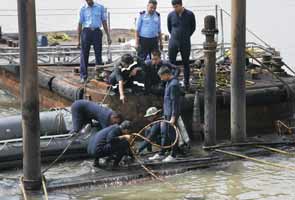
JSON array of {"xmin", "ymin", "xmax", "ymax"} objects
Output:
[
  {"xmin": 135, "ymin": 0, "xmax": 163, "ymax": 61},
  {"xmin": 149, "ymin": 67, "xmax": 181, "ymax": 162},
  {"xmin": 108, "ymin": 54, "xmax": 145, "ymax": 104},
  {"xmin": 168, "ymin": 0, "xmax": 196, "ymax": 89},
  {"xmin": 144, "ymin": 50, "xmax": 179, "ymax": 94},
  {"xmin": 78, "ymin": 0, "xmax": 112, "ymax": 83},
  {"xmin": 87, "ymin": 120, "xmax": 132, "ymax": 168},
  {"xmin": 71, "ymin": 100, "xmax": 123, "ymax": 133}
]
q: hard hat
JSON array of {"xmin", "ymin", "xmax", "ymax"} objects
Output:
[{"xmin": 144, "ymin": 107, "xmax": 161, "ymax": 118}]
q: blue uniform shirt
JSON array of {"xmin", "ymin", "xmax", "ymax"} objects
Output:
[
  {"xmin": 79, "ymin": 3, "xmax": 107, "ymax": 29},
  {"xmin": 87, "ymin": 124, "xmax": 122, "ymax": 156},
  {"xmin": 136, "ymin": 11, "xmax": 161, "ymax": 38},
  {"xmin": 163, "ymin": 77, "xmax": 181, "ymax": 118}
]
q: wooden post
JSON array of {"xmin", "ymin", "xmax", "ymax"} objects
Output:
[
  {"xmin": 202, "ymin": 16, "xmax": 219, "ymax": 146},
  {"xmin": 17, "ymin": 0, "xmax": 41, "ymax": 190},
  {"xmin": 231, "ymin": 0, "xmax": 247, "ymax": 142}
]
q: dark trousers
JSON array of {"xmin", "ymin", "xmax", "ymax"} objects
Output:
[
  {"xmin": 80, "ymin": 28, "xmax": 103, "ymax": 79},
  {"xmin": 138, "ymin": 127, "xmax": 161, "ymax": 153},
  {"xmin": 168, "ymin": 41, "xmax": 191, "ymax": 86},
  {"xmin": 160, "ymin": 116, "xmax": 178, "ymax": 157},
  {"xmin": 138, "ymin": 37, "xmax": 159, "ymax": 61},
  {"xmin": 94, "ymin": 140, "xmax": 129, "ymax": 165}
]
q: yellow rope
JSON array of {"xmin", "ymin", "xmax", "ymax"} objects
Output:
[
  {"xmin": 256, "ymin": 145, "xmax": 295, "ymax": 156},
  {"xmin": 130, "ymin": 120, "xmax": 180, "ymax": 150},
  {"xmin": 42, "ymin": 175, "xmax": 49, "ymax": 200},
  {"xmin": 215, "ymin": 149, "xmax": 295, "ymax": 171},
  {"xmin": 19, "ymin": 176, "xmax": 28, "ymax": 200}
]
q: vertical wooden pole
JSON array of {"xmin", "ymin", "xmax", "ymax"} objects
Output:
[
  {"xmin": 17, "ymin": 0, "xmax": 41, "ymax": 190},
  {"xmin": 231, "ymin": 0, "xmax": 247, "ymax": 142}
]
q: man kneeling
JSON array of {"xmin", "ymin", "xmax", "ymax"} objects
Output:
[{"xmin": 87, "ymin": 120, "xmax": 132, "ymax": 168}]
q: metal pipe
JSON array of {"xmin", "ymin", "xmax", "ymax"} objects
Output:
[
  {"xmin": 220, "ymin": 8, "xmax": 225, "ymax": 57},
  {"xmin": 231, "ymin": 0, "xmax": 247, "ymax": 142},
  {"xmin": 17, "ymin": 0, "xmax": 41, "ymax": 190},
  {"xmin": 215, "ymin": 5, "xmax": 219, "ymax": 44},
  {"xmin": 202, "ymin": 16, "xmax": 219, "ymax": 146}
]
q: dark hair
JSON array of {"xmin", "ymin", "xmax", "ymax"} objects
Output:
[
  {"xmin": 111, "ymin": 112, "xmax": 123, "ymax": 123},
  {"xmin": 158, "ymin": 66, "xmax": 171, "ymax": 76},
  {"xmin": 148, "ymin": 0, "xmax": 157, "ymax": 5},
  {"xmin": 172, "ymin": 0, "xmax": 182, "ymax": 6},
  {"xmin": 152, "ymin": 50, "xmax": 161, "ymax": 58},
  {"xmin": 120, "ymin": 120, "xmax": 132, "ymax": 130},
  {"xmin": 121, "ymin": 54, "xmax": 134, "ymax": 65}
]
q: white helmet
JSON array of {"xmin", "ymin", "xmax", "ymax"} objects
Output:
[{"xmin": 144, "ymin": 107, "xmax": 161, "ymax": 118}]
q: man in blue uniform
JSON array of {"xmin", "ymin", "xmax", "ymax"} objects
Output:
[
  {"xmin": 138, "ymin": 107, "xmax": 162, "ymax": 154},
  {"xmin": 167, "ymin": 0, "xmax": 196, "ymax": 89},
  {"xmin": 144, "ymin": 50, "xmax": 179, "ymax": 94},
  {"xmin": 108, "ymin": 54, "xmax": 145, "ymax": 104},
  {"xmin": 135, "ymin": 0, "xmax": 163, "ymax": 61},
  {"xmin": 78, "ymin": 0, "xmax": 112, "ymax": 83},
  {"xmin": 149, "ymin": 67, "xmax": 181, "ymax": 162},
  {"xmin": 87, "ymin": 120, "xmax": 132, "ymax": 168},
  {"xmin": 71, "ymin": 100, "xmax": 123, "ymax": 133}
]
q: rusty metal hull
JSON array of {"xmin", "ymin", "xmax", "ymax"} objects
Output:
[{"xmin": 0, "ymin": 65, "xmax": 294, "ymax": 140}]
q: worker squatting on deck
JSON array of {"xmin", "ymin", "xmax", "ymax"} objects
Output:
[
  {"xmin": 69, "ymin": 66, "xmax": 181, "ymax": 166},
  {"xmin": 78, "ymin": 0, "xmax": 111, "ymax": 83}
]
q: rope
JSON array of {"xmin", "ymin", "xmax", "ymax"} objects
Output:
[
  {"xmin": 283, "ymin": 62, "xmax": 295, "ymax": 76},
  {"xmin": 130, "ymin": 120, "xmax": 180, "ymax": 150},
  {"xmin": 41, "ymin": 133, "xmax": 81, "ymax": 174},
  {"xmin": 246, "ymin": 51, "xmax": 295, "ymax": 97},
  {"xmin": 42, "ymin": 175, "xmax": 49, "ymax": 200},
  {"xmin": 221, "ymin": 8, "xmax": 273, "ymax": 49},
  {"xmin": 256, "ymin": 145, "xmax": 295, "ymax": 156},
  {"xmin": 215, "ymin": 149, "xmax": 295, "ymax": 171},
  {"xmin": 19, "ymin": 176, "xmax": 28, "ymax": 200},
  {"xmin": 125, "ymin": 119, "xmax": 181, "ymax": 187}
]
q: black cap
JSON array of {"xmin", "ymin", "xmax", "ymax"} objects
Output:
[
  {"xmin": 120, "ymin": 120, "xmax": 132, "ymax": 130},
  {"xmin": 121, "ymin": 54, "xmax": 134, "ymax": 65}
]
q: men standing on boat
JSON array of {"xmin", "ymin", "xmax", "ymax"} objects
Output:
[
  {"xmin": 108, "ymin": 54, "xmax": 145, "ymax": 104},
  {"xmin": 167, "ymin": 0, "xmax": 196, "ymax": 90},
  {"xmin": 71, "ymin": 100, "xmax": 123, "ymax": 133},
  {"xmin": 144, "ymin": 50, "xmax": 179, "ymax": 95},
  {"xmin": 78, "ymin": 0, "xmax": 112, "ymax": 83},
  {"xmin": 149, "ymin": 67, "xmax": 181, "ymax": 162},
  {"xmin": 87, "ymin": 120, "xmax": 132, "ymax": 168},
  {"xmin": 135, "ymin": 0, "xmax": 163, "ymax": 61}
]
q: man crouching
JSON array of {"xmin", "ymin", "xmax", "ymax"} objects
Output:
[{"xmin": 87, "ymin": 120, "xmax": 132, "ymax": 168}]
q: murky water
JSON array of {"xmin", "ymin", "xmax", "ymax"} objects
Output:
[{"xmin": 1, "ymin": 155, "xmax": 295, "ymax": 200}]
